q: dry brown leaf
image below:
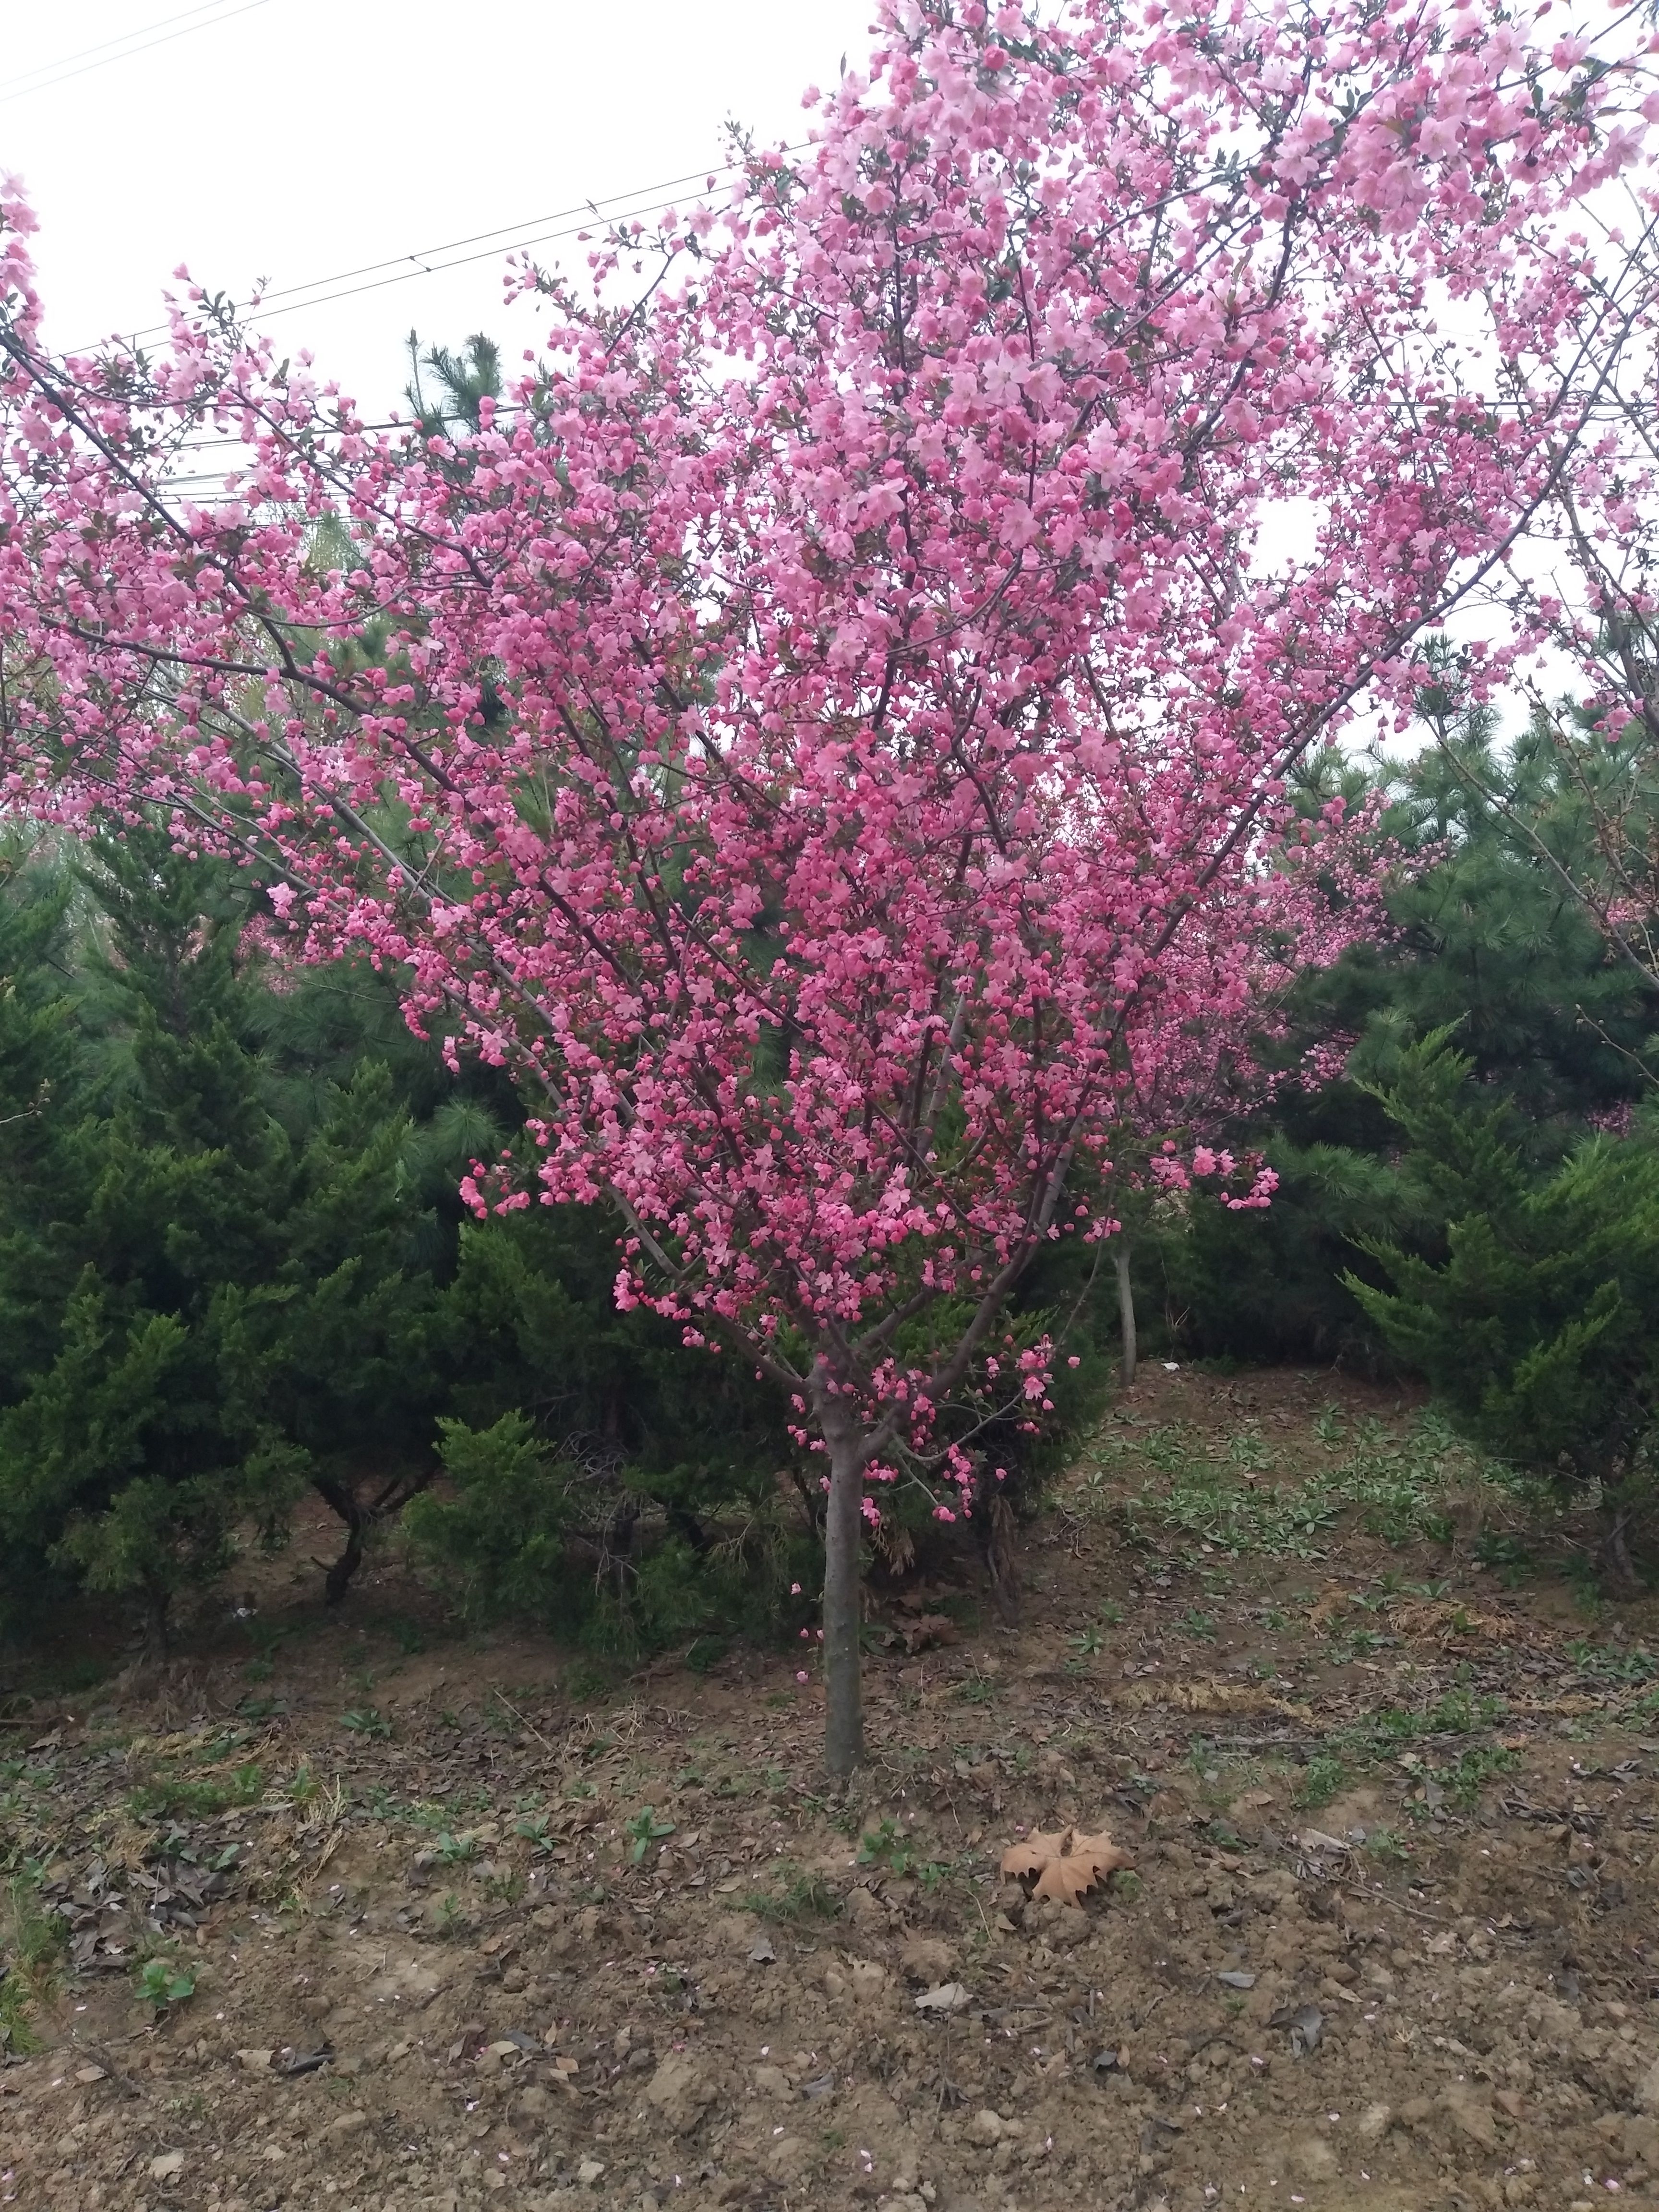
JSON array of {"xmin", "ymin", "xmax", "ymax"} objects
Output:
[
  {"xmin": 1000, "ymin": 1828, "xmax": 1071, "ymax": 1882},
  {"xmin": 1307, "ymin": 1587, "xmax": 1351, "ymax": 1630},
  {"xmin": 899, "ymin": 1613, "xmax": 959, "ymax": 1655},
  {"xmin": 1117, "ymin": 1677, "xmax": 1312, "ymax": 1723},
  {"xmin": 999, "ymin": 1825, "xmax": 1133, "ymax": 1904},
  {"xmin": 1383, "ymin": 1597, "xmax": 1549, "ymax": 1648}
]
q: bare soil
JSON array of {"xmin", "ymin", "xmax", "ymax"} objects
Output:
[{"xmin": 5, "ymin": 1363, "xmax": 1659, "ymax": 2212}]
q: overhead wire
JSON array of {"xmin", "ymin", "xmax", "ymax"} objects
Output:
[
  {"xmin": 0, "ymin": 0, "xmax": 272, "ymax": 108},
  {"xmin": 77, "ymin": 149, "xmax": 805, "ymax": 355}
]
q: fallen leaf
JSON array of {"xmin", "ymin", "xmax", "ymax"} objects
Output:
[
  {"xmin": 899, "ymin": 1613, "xmax": 959, "ymax": 1655},
  {"xmin": 999, "ymin": 1824, "xmax": 1133, "ymax": 1904},
  {"xmin": 1000, "ymin": 1829, "xmax": 1071, "ymax": 1882},
  {"xmin": 914, "ymin": 1981, "xmax": 971, "ymax": 2014},
  {"xmin": 1297, "ymin": 1828, "xmax": 1348, "ymax": 1855}
]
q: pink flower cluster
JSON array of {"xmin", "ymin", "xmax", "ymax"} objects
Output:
[{"xmin": 0, "ymin": 0, "xmax": 1650, "ymax": 1509}]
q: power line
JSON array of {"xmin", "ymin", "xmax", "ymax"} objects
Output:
[
  {"xmin": 0, "ymin": 0, "xmax": 272, "ymax": 108},
  {"xmin": 74, "ymin": 151, "xmax": 786, "ymax": 355}
]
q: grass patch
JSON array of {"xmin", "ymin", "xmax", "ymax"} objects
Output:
[
  {"xmin": 129, "ymin": 1759, "xmax": 264, "ymax": 1822},
  {"xmin": 1293, "ymin": 1754, "xmax": 1347, "ymax": 1810},
  {"xmin": 739, "ymin": 1866, "xmax": 843, "ymax": 1923},
  {"xmin": 1089, "ymin": 1411, "xmax": 1521, "ymax": 1561},
  {"xmin": 0, "ymin": 1871, "xmax": 68, "ymax": 2053}
]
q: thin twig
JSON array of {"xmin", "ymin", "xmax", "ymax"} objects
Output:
[
  {"xmin": 488, "ymin": 1686, "xmax": 557, "ymax": 1756},
  {"xmin": 74, "ymin": 2040, "xmax": 144, "ymax": 2099}
]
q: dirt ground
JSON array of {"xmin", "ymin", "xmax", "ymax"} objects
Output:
[{"xmin": 5, "ymin": 1362, "xmax": 1659, "ymax": 2212}]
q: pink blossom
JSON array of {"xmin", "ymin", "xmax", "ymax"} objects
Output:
[{"xmin": 0, "ymin": 0, "xmax": 1642, "ymax": 1770}]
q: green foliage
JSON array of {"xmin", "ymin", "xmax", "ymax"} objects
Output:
[
  {"xmin": 0, "ymin": 829, "xmax": 459, "ymax": 1634},
  {"xmin": 135, "ymin": 1956, "xmax": 195, "ymax": 2010},
  {"xmin": 624, "ymin": 1808, "xmax": 676, "ymax": 1863},
  {"xmin": 128, "ymin": 1760, "xmax": 264, "ymax": 1822},
  {"xmin": 740, "ymin": 1867, "xmax": 842, "ymax": 1922},
  {"xmin": 1348, "ymin": 1036, "xmax": 1659, "ymax": 1582},
  {"xmin": 1161, "ymin": 712, "xmax": 1659, "ymax": 1368},
  {"xmin": 1093, "ymin": 1409, "xmax": 1486, "ymax": 1560},
  {"xmin": 402, "ymin": 1413, "xmax": 574, "ymax": 1619},
  {"xmin": 1293, "ymin": 1755, "xmax": 1347, "ymax": 1810}
]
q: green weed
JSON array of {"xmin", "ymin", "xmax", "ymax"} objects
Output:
[
  {"xmin": 1293, "ymin": 1755, "xmax": 1347, "ymax": 1810},
  {"xmin": 136, "ymin": 1958, "xmax": 195, "ymax": 2011},
  {"xmin": 624, "ymin": 1808, "xmax": 676, "ymax": 1864},
  {"xmin": 339, "ymin": 1707, "xmax": 392, "ymax": 1739},
  {"xmin": 857, "ymin": 1817, "xmax": 949, "ymax": 1887},
  {"xmin": 431, "ymin": 1892, "xmax": 468, "ymax": 1938},
  {"xmin": 741, "ymin": 1868, "xmax": 842, "ymax": 1922},
  {"xmin": 129, "ymin": 1760, "xmax": 264, "ymax": 1822}
]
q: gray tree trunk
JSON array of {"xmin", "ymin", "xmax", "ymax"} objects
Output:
[
  {"xmin": 819, "ymin": 1392, "xmax": 866, "ymax": 1778},
  {"xmin": 1115, "ymin": 1238, "xmax": 1137, "ymax": 1387}
]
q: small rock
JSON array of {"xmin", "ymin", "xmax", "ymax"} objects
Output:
[
  {"xmin": 969, "ymin": 2109, "xmax": 1004, "ymax": 2145},
  {"xmin": 577, "ymin": 2158, "xmax": 606, "ymax": 2187},
  {"xmin": 327, "ymin": 2110, "xmax": 371, "ymax": 2143},
  {"xmin": 1494, "ymin": 2088, "xmax": 1527, "ymax": 2119},
  {"xmin": 530, "ymin": 1906, "xmax": 560, "ymax": 1932},
  {"xmin": 823, "ymin": 1966, "xmax": 848, "ymax": 2000},
  {"xmin": 850, "ymin": 1961, "xmax": 887, "ymax": 2003},
  {"xmin": 148, "ymin": 2151, "xmax": 186, "ymax": 2182},
  {"xmin": 1291, "ymin": 2137, "xmax": 1337, "ymax": 2179},
  {"xmin": 515, "ymin": 2086, "xmax": 553, "ymax": 2120},
  {"xmin": 1400, "ymin": 2096, "xmax": 1433, "ymax": 2125},
  {"xmin": 900, "ymin": 1936, "xmax": 955, "ymax": 1984},
  {"xmin": 845, "ymin": 1887, "xmax": 885, "ymax": 1928},
  {"xmin": 644, "ymin": 2054, "xmax": 712, "ymax": 2134},
  {"xmin": 1440, "ymin": 2086, "xmax": 1498, "ymax": 2151},
  {"xmin": 767, "ymin": 2134, "xmax": 809, "ymax": 2179},
  {"xmin": 748, "ymin": 1936, "xmax": 778, "ymax": 1965},
  {"xmin": 1357, "ymin": 2102, "xmax": 1392, "ymax": 2143},
  {"xmin": 1216, "ymin": 1971, "xmax": 1256, "ymax": 1991},
  {"xmin": 235, "ymin": 2048, "xmax": 274, "ymax": 2071},
  {"xmin": 754, "ymin": 2065, "xmax": 791, "ymax": 2097},
  {"xmin": 72, "ymin": 2066, "xmax": 106, "ymax": 2086}
]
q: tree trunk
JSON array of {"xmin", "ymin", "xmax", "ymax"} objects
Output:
[
  {"xmin": 984, "ymin": 1491, "xmax": 1020, "ymax": 1626},
  {"xmin": 315, "ymin": 1477, "xmax": 367, "ymax": 1605},
  {"xmin": 143, "ymin": 1585, "xmax": 171, "ymax": 1659},
  {"xmin": 1599, "ymin": 1489, "xmax": 1642, "ymax": 1597},
  {"xmin": 1115, "ymin": 1238, "xmax": 1137, "ymax": 1388},
  {"xmin": 820, "ymin": 1394, "xmax": 866, "ymax": 1779}
]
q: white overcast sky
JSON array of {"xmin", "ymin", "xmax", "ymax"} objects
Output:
[{"xmin": 1, "ymin": 0, "xmax": 876, "ymax": 414}]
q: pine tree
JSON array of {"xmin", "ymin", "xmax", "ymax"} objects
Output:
[
  {"xmin": 1346, "ymin": 1037, "xmax": 1659, "ymax": 1590},
  {"xmin": 0, "ymin": 831, "xmax": 448, "ymax": 1639}
]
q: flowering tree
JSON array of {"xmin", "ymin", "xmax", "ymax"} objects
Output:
[{"xmin": 0, "ymin": 0, "xmax": 1650, "ymax": 1771}]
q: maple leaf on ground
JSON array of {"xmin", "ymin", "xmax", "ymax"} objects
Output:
[{"xmin": 1000, "ymin": 1826, "xmax": 1133, "ymax": 1904}]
